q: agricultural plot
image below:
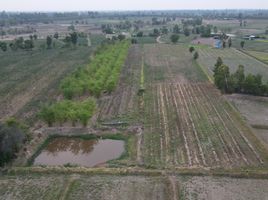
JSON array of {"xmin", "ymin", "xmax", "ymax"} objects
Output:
[
  {"xmin": 66, "ymin": 175, "xmax": 172, "ymax": 200},
  {"xmin": 0, "ymin": 175, "xmax": 66, "ymax": 200},
  {"xmin": 0, "ymin": 47, "xmax": 93, "ymax": 122},
  {"xmin": 95, "ymin": 44, "xmax": 142, "ymax": 122},
  {"xmin": 245, "ymin": 50, "xmax": 268, "ymax": 64},
  {"xmin": 141, "ymin": 44, "xmax": 267, "ymax": 168},
  {"xmin": 197, "ymin": 47, "xmax": 268, "ymax": 82},
  {"xmin": 1, "ymin": 174, "xmax": 268, "ymax": 200},
  {"xmin": 181, "ymin": 176, "xmax": 268, "ymax": 200}
]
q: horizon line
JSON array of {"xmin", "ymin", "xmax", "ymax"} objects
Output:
[{"xmin": 2, "ymin": 8, "xmax": 268, "ymax": 13}]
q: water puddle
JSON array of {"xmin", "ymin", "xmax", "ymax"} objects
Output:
[{"xmin": 33, "ymin": 137, "xmax": 125, "ymax": 167}]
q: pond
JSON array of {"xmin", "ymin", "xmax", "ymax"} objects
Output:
[{"xmin": 33, "ymin": 137, "xmax": 125, "ymax": 167}]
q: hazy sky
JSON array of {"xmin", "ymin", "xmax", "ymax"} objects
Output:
[{"xmin": 1, "ymin": 0, "xmax": 268, "ymax": 11}]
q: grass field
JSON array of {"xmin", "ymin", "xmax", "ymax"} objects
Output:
[
  {"xmin": 197, "ymin": 46, "xmax": 268, "ymax": 82},
  {"xmin": 0, "ymin": 47, "xmax": 94, "ymax": 123},
  {"xmin": 245, "ymin": 50, "xmax": 268, "ymax": 64}
]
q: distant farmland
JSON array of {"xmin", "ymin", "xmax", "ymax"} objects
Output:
[{"xmin": 197, "ymin": 47, "xmax": 268, "ymax": 82}]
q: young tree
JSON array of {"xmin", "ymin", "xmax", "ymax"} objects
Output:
[
  {"xmin": 214, "ymin": 64, "xmax": 231, "ymax": 93},
  {"xmin": 222, "ymin": 41, "xmax": 226, "ymax": 48},
  {"xmin": 46, "ymin": 35, "xmax": 52, "ymax": 48},
  {"xmin": 118, "ymin": 34, "xmax": 126, "ymax": 41},
  {"xmin": 54, "ymin": 32, "xmax": 59, "ymax": 39},
  {"xmin": 24, "ymin": 39, "xmax": 34, "ymax": 51},
  {"xmin": 228, "ymin": 37, "xmax": 232, "ymax": 48},
  {"xmin": 170, "ymin": 34, "xmax": 179, "ymax": 43},
  {"xmin": 161, "ymin": 26, "xmax": 169, "ymax": 34},
  {"xmin": 193, "ymin": 51, "xmax": 199, "ymax": 60},
  {"xmin": 70, "ymin": 32, "xmax": 78, "ymax": 45},
  {"xmin": 137, "ymin": 31, "xmax": 143, "ymax": 37},
  {"xmin": 0, "ymin": 42, "xmax": 7, "ymax": 52},
  {"xmin": 183, "ymin": 28, "xmax": 190, "ymax": 36},
  {"xmin": 240, "ymin": 41, "xmax": 245, "ymax": 49},
  {"xmin": 189, "ymin": 46, "xmax": 195, "ymax": 53},
  {"xmin": 0, "ymin": 122, "xmax": 26, "ymax": 166},
  {"xmin": 173, "ymin": 24, "xmax": 180, "ymax": 33},
  {"xmin": 232, "ymin": 65, "xmax": 245, "ymax": 92}
]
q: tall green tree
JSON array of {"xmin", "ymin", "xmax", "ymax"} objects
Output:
[
  {"xmin": 46, "ymin": 35, "xmax": 52, "ymax": 48},
  {"xmin": 170, "ymin": 34, "xmax": 179, "ymax": 43},
  {"xmin": 193, "ymin": 51, "xmax": 199, "ymax": 60},
  {"xmin": 240, "ymin": 41, "xmax": 245, "ymax": 49},
  {"xmin": 70, "ymin": 32, "xmax": 78, "ymax": 45},
  {"xmin": 214, "ymin": 64, "xmax": 231, "ymax": 93}
]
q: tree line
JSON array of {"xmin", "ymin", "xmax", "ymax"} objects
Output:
[{"xmin": 213, "ymin": 57, "xmax": 268, "ymax": 96}]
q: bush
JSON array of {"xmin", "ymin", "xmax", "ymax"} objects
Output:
[
  {"xmin": 0, "ymin": 122, "xmax": 26, "ymax": 166},
  {"xmin": 39, "ymin": 98, "xmax": 96, "ymax": 127}
]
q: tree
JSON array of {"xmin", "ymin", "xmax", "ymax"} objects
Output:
[
  {"xmin": 118, "ymin": 34, "xmax": 126, "ymax": 41},
  {"xmin": 222, "ymin": 41, "xmax": 226, "ymax": 48},
  {"xmin": 228, "ymin": 37, "xmax": 232, "ymax": 48},
  {"xmin": 183, "ymin": 28, "xmax": 190, "ymax": 36},
  {"xmin": 161, "ymin": 26, "xmax": 168, "ymax": 34},
  {"xmin": 0, "ymin": 122, "xmax": 25, "ymax": 166},
  {"xmin": 173, "ymin": 24, "xmax": 180, "ymax": 33},
  {"xmin": 240, "ymin": 41, "xmax": 245, "ymax": 49},
  {"xmin": 213, "ymin": 26, "xmax": 218, "ymax": 33},
  {"xmin": 189, "ymin": 46, "xmax": 195, "ymax": 53},
  {"xmin": 15, "ymin": 37, "xmax": 24, "ymax": 49},
  {"xmin": 214, "ymin": 57, "xmax": 223, "ymax": 72},
  {"xmin": 137, "ymin": 31, "xmax": 143, "ymax": 37},
  {"xmin": 214, "ymin": 64, "xmax": 231, "ymax": 93},
  {"xmin": 24, "ymin": 39, "xmax": 34, "ymax": 50},
  {"xmin": 170, "ymin": 34, "xmax": 179, "ymax": 43},
  {"xmin": 153, "ymin": 28, "xmax": 160, "ymax": 36},
  {"xmin": 33, "ymin": 34, "xmax": 38, "ymax": 40},
  {"xmin": 46, "ymin": 36, "xmax": 52, "ymax": 48},
  {"xmin": 193, "ymin": 51, "xmax": 199, "ymax": 60},
  {"xmin": 54, "ymin": 32, "xmax": 59, "ymax": 39},
  {"xmin": 39, "ymin": 106, "xmax": 55, "ymax": 127},
  {"xmin": 0, "ymin": 42, "xmax": 7, "ymax": 52},
  {"xmin": 70, "ymin": 32, "xmax": 78, "ymax": 45},
  {"xmin": 232, "ymin": 65, "xmax": 245, "ymax": 92},
  {"xmin": 131, "ymin": 38, "xmax": 137, "ymax": 44}
]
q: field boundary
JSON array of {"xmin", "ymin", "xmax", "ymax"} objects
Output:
[
  {"xmin": 235, "ymin": 48, "xmax": 268, "ymax": 69},
  {"xmin": 7, "ymin": 166, "xmax": 268, "ymax": 179}
]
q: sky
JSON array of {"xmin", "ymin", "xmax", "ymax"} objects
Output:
[{"xmin": 1, "ymin": 0, "xmax": 268, "ymax": 11}]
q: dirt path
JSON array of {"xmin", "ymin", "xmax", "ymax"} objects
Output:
[
  {"xmin": 156, "ymin": 36, "xmax": 165, "ymax": 44},
  {"xmin": 60, "ymin": 174, "xmax": 80, "ymax": 200},
  {"xmin": 137, "ymin": 126, "xmax": 144, "ymax": 165},
  {"xmin": 168, "ymin": 176, "xmax": 179, "ymax": 200}
]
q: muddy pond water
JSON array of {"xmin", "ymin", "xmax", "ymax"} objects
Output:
[{"xmin": 33, "ymin": 137, "xmax": 125, "ymax": 167}]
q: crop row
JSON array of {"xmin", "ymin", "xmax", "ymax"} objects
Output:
[{"xmin": 143, "ymin": 82, "xmax": 264, "ymax": 168}]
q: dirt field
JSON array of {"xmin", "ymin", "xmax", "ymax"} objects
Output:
[
  {"xmin": 227, "ymin": 94, "xmax": 268, "ymax": 126},
  {"xmin": 141, "ymin": 44, "xmax": 267, "ymax": 168},
  {"xmin": 227, "ymin": 94, "xmax": 268, "ymax": 147},
  {"xmin": 95, "ymin": 44, "xmax": 142, "ymax": 123},
  {"xmin": 1, "ymin": 174, "xmax": 268, "ymax": 200}
]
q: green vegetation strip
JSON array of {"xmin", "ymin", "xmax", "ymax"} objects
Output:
[
  {"xmin": 39, "ymin": 98, "xmax": 96, "ymax": 127},
  {"xmin": 60, "ymin": 41, "xmax": 131, "ymax": 98}
]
